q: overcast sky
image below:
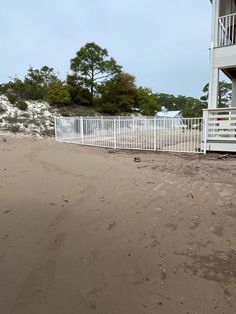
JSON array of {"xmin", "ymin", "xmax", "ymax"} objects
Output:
[{"xmin": 1, "ymin": 0, "xmax": 212, "ymax": 98}]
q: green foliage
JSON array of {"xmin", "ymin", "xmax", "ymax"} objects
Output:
[
  {"xmin": 4, "ymin": 79, "xmax": 26, "ymax": 104},
  {"xmin": 4, "ymin": 116, "xmax": 18, "ymax": 124},
  {"xmin": 7, "ymin": 92, "xmax": 18, "ymax": 104},
  {"xmin": 16, "ymin": 100, "xmax": 28, "ymax": 111},
  {"xmin": 47, "ymin": 80, "xmax": 71, "ymax": 107},
  {"xmin": 0, "ymin": 105, "xmax": 6, "ymax": 114},
  {"xmin": 100, "ymin": 72, "xmax": 137, "ymax": 113},
  {"xmin": 7, "ymin": 78, "xmax": 26, "ymax": 100},
  {"xmin": 201, "ymin": 81, "xmax": 232, "ymax": 107},
  {"xmin": 3, "ymin": 66, "xmax": 59, "ymax": 103},
  {"xmin": 0, "ymin": 84, "xmax": 6, "ymax": 95},
  {"xmin": 58, "ymin": 108, "xmax": 71, "ymax": 116},
  {"xmin": 9, "ymin": 125, "xmax": 20, "ymax": 133},
  {"xmin": 66, "ymin": 74, "xmax": 91, "ymax": 106},
  {"xmin": 136, "ymin": 87, "xmax": 160, "ymax": 115},
  {"xmin": 24, "ymin": 66, "xmax": 58, "ymax": 100},
  {"xmin": 0, "ymin": 42, "xmax": 209, "ymax": 119},
  {"xmin": 70, "ymin": 42, "xmax": 121, "ymax": 100},
  {"xmin": 156, "ymin": 93, "xmax": 206, "ymax": 118},
  {"xmin": 98, "ymin": 102, "xmax": 119, "ymax": 114}
]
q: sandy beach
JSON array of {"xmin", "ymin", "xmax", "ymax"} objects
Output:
[{"xmin": 0, "ymin": 137, "xmax": 236, "ymax": 314}]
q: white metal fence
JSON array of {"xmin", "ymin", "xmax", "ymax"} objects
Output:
[
  {"xmin": 218, "ymin": 13, "xmax": 236, "ymax": 47},
  {"xmin": 55, "ymin": 116, "xmax": 204, "ymax": 154}
]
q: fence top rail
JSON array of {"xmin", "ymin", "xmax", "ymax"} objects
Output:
[
  {"xmin": 203, "ymin": 108, "xmax": 236, "ymax": 112},
  {"xmin": 218, "ymin": 12, "xmax": 236, "ymax": 19},
  {"xmin": 56, "ymin": 116, "xmax": 203, "ymax": 121}
]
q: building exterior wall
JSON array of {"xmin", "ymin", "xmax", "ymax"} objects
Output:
[{"xmin": 209, "ymin": 0, "xmax": 236, "ymax": 109}]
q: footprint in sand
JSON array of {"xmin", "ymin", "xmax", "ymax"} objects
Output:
[
  {"xmin": 210, "ymin": 223, "xmax": 224, "ymax": 237},
  {"xmin": 107, "ymin": 222, "xmax": 116, "ymax": 230}
]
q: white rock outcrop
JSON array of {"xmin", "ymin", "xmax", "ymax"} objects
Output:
[{"xmin": 0, "ymin": 95, "xmax": 56, "ymax": 135}]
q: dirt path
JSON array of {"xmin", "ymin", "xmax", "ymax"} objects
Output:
[{"xmin": 0, "ymin": 137, "xmax": 236, "ymax": 314}]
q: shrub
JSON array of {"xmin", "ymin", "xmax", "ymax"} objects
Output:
[
  {"xmin": 5, "ymin": 116, "xmax": 18, "ymax": 124},
  {"xmin": 47, "ymin": 81, "xmax": 71, "ymax": 107},
  {"xmin": 58, "ymin": 108, "xmax": 70, "ymax": 117},
  {"xmin": 42, "ymin": 128, "xmax": 54, "ymax": 137},
  {"xmin": 98, "ymin": 102, "xmax": 119, "ymax": 115},
  {"xmin": 7, "ymin": 93, "xmax": 18, "ymax": 104},
  {"xmin": 16, "ymin": 100, "xmax": 28, "ymax": 111},
  {"xmin": 0, "ymin": 105, "xmax": 6, "ymax": 114},
  {"xmin": 9, "ymin": 125, "xmax": 20, "ymax": 133}
]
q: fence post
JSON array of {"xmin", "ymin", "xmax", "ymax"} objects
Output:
[
  {"xmin": 203, "ymin": 110, "xmax": 208, "ymax": 154},
  {"xmin": 132, "ymin": 116, "xmax": 135, "ymax": 132},
  {"xmin": 118, "ymin": 116, "xmax": 121, "ymax": 134},
  {"xmin": 80, "ymin": 116, "xmax": 84, "ymax": 144},
  {"xmin": 114, "ymin": 119, "xmax": 117, "ymax": 149},
  {"xmin": 54, "ymin": 117, "xmax": 57, "ymax": 140},
  {"xmin": 154, "ymin": 117, "xmax": 157, "ymax": 151},
  {"xmin": 101, "ymin": 116, "xmax": 104, "ymax": 135}
]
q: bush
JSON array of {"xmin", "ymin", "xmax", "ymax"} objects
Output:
[
  {"xmin": 7, "ymin": 93, "xmax": 18, "ymax": 104},
  {"xmin": 9, "ymin": 125, "xmax": 20, "ymax": 133},
  {"xmin": 42, "ymin": 128, "xmax": 54, "ymax": 137},
  {"xmin": 16, "ymin": 100, "xmax": 28, "ymax": 111},
  {"xmin": 5, "ymin": 116, "xmax": 18, "ymax": 124},
  {"xmin": 47, "ymin": 81, "xmax": 71, "ymax": 107},
  {"xmin": 58, "ymin": 108, "xmax": 70, "ymax": 117},
  {"xmin": 98, "ymin": 102, "xmax": 119, "ymax": 115},
  {"xmin": 0, "ymin": 105, "xmax": 6, "ymax": 114}
]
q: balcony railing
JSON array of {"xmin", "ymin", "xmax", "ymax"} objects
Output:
[
  {"xmin": 218, "ymin": 13, "xmax": 236, "ymax": 47},
  {"xmin": 204, "ymin": 108, "xmax": 236, "ymax": 141}
]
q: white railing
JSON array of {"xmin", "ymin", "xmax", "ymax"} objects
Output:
[
  {"xmin": 55, "ymin": 116, "xmax": 203, "ymax": 154},
  {"xmin": 218, "ymin": 13, "xmax": 236, "ymax": 47},
  {"xmin": 204, "ymin": 108, "xmax": 236, "ymax": 141}
]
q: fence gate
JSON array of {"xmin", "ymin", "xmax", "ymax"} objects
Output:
[{"xmin": 55, "ymin": 116, "xmax": 204, "ymax": 154}]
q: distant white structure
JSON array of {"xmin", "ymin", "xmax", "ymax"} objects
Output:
[
  {"xmin": 156, "ymin": 107, "xmax": 182, "ymax": 119},
  {"xmin": 156, "ymin": 108, "xmax": 184, "ymax": 129}
]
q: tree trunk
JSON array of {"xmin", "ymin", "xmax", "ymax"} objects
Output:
[{"xmin": 90, "ymin": 68, "xmax": 94, "ymax": 105}]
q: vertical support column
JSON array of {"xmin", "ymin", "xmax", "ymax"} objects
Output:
[
  {"xmin": 80, "ymin": 116, "xmax": 84, "ymax": 144},
  {"xmin": 208, "ymin": 0, "xmax": 220, "ymax": 109},
  {"xmin": 212, "ymin": 0, "xmax": 220, "ymax": 46},
  {"xmin": 231, "ymin": 79, "xmax": 236, "ymax": 107},
  {"xmin": 154, "ymin": 117, "xmax": 157, "ymax": 151},
  {"xmin": 208, "ymin": 68, "xmax": 219, "ymax": 109},
  {"xmin": 114, "ymin": 119, "xmax": 117, "ymax": 149}
]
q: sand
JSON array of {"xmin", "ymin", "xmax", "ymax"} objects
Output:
[{"xmin": 0, "ymin": 137, "xmax": 236, "ymax": 314}]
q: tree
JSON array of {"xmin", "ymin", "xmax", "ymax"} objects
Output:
[
  {"xmin": 66, "ymin": 74, "xmax": 91, "ymax": 106},
  {"xmin": 155, "ymin": 93, "xmax": 206, "ymax": 118},
  {"xmin": 70, "ymin": 43, "xmax": 122, "ymax": 103},
  {"xmin": 47, "ymin": 80, "xmax": 71, "ymax": 107},
  {"xmin": 24, "ymin": 66, "xmax": 58, "ymax": 100},
  {"xmin": 201, "ymin": 81, "xmax": 232, "ymax": 107},
  {"xmin": 1, "ymin": 66, "xmax": 59, "ymax": 102},
  {"xmin": 100, "ymin": 72, "xmax": 137, "ymax": 113},
  {"xmin": 4, "ymin": 78, "xmax": 26, "ymax": 103},
  {"xmin": 136, "ymin": 87, "xmax": 160, "ymax": 115}
]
